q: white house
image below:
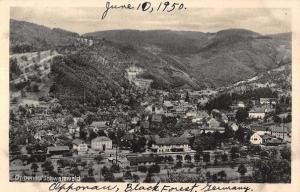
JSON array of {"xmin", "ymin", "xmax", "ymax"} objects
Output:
[
  {"xmin": 229, "ymin": 122, "xmax": 239, "ymax": 131},
  {"xmin": 250, "ymin": 133, "xmax": 263, "ymax": 145},
  {"xmin": 249, "ymin": 108, "xmax": 266, "ymax": 119},
  {"xmin": 72, "ymin": 139, "xmax": 88, "ymax": 152},
  {"xmin": 91, "ymin": 136, "xmax": 112, "ymax": 151}
]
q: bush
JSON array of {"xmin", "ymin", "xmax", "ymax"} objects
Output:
[
  {"xmin": 148, "ymin": 164, "xmax": 160, "ymax": 173},
  {"xmin": 138, "ymin": 165, "xmax": 147, "ymax": 173}
]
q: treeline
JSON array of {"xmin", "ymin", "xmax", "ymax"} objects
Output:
[
  {"xmin": 205, "ymin": 87, "xmax": 278, "ymax": 112},
  {"xmin": 50, "ymin": 53, "xmax": 130, "ymax": 114}
]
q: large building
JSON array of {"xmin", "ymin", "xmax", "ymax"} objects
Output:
[
  {"xmin": 249, "ymin": 107, "xmax": 266, "ymax": 119},
  {"xmin": 152, "ymin": 137, "xmax": 191, "ymax": 153},
  {"xmin": 91, "ymin": 136, "xmax": 112, "ymax": 151},
  {"xmin": 270, "ymin": 125, "xmax": 291, "ymax": 142},
  {"xmin": 151, "ymin": 137, "xmax": 196, "ymax": 162}
]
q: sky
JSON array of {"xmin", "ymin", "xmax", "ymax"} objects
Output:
[{"xmin": 10, "ymin": 7, "xmax": 291, "ymax": 35}]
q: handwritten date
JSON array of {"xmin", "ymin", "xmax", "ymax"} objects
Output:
[{"xmin": 101, "ymin": 1, "xmax": 187, "ymax": 19}]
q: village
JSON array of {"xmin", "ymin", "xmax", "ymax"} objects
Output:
[{"xmin": 9, "ymin": 50, "xmax": 291, "ymax": 183}]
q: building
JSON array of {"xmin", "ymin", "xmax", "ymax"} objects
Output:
[
  {"xmin": 207, "ymin": 117, "xmax": 221, "ymax": 127},
  {"xmin": 91, "ymin": 136, "xmax": 112, "ymax": 151},
  {"xmin": 126, "ymin": 66, "xmax": 144, "ymax": 81},
  {"xmin": 126, "ymin": 155, "xmax": 156, "ymax": 166},
  {"xmin": 133, "ymin": 78, "xmax": 153, "ymax": 90},
  {"xmin": 152, "ymin": 137, "xmax": 191, "ymax": 153},
  {"xmin": 260, "ymin": 98, "xmax": 277, "ymax": 105},
  {"xmin": 200, "ymin": 126, "xmax": 225, "ymax": 133},
  {"xmin": 270, "ymin": 125, "xmax": 291, "ymax": 142},
  {"xmin": 89, "ymin": 121, "xmax": 111, "ymax": 132},
  {"xmin": 151, "ymin": 136, "xmax": 196, "ymax": 162},
  {"xmin": 251, "ymin": 126, "xmax": 271, "ymax": 136},
  {"xmin": 248, "ymin": 108, "xmax": 266, "ymax": 119},
  {"xmin": 72, "ymin": 139, "xmax": 88, "ymax": 152},
  {"xmin": 47, "ymin": 146, "xmax": 70, "ymax": 155},
  {"xmin": 250, "ymin": 133, "xmax": 263, "ymax": 145},
  {"xmin": 229, "ymin": 122, "xmax": 239, "ymax": 131}
]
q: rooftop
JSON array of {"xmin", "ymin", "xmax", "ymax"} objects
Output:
[
  {"xmin": 92, "ymin": 136, "xmax": 112, "ymax": 142},
  {"xmin": 47, "ymin": 146, "xmax": 69, "ymax": 152},
  {"xmin": 155, "ymin": 137, "xmax": 189, "ymax": 145}
]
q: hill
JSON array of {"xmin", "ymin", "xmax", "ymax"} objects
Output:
[
  {"xmin": 84, "ymin": 29, "xmax": 291, "ymax": 87},
  {"xmin": 10, "ymin": 19, "xmax": 79, "ymax": 53},
  {"xmin": 10, "ymin": 19, "xmax": 291, "ymax": 92}
]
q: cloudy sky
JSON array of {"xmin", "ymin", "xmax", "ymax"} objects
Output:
[{"xmin": 10, "ymin": 7, "xmax": 290, "ymax": 35}]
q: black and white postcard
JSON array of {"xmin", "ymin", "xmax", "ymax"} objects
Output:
[{"xmin": 0, "ymin": 0, "xmax": 300, "ymax": 192}]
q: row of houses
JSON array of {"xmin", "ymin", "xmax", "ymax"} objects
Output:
[{"xmin": 249, "ymin": 124, "xmax": 291, "ymax": 145}]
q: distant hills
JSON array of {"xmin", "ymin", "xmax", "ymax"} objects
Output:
[
  {"xmin": 10, "ymin": 19, "xmax": 79, "ymax": 53},
  {"xmin": 10, "ymin": 19, "xmax": 291, "ymax": 90},
  {"xmin": 84, "ymin": 29, "xmax": 291, "ymax": 88}
]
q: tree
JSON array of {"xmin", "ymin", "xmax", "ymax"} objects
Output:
[
  {"xmin": 89, "ymin": 130, "xmax": 97, "ymax": 140},
  {"xmin": 144, "ymin": 172, "xmax": 154, "ymax": 183},
  {"xmin": 50, "ymin": 103, "xmax": 62, "ymax": 114},
  {"xmin": 148, "ymin": 164, "xmax": 160, "ymax": 174},
  {"xmin": 230, "ymin": 146, "xmax": 240, "ymax": 159},
  {"xmin": 252, "ymin": 159, "xmax": 290, "ymax": 183},
  {"xmin": 234, "ymin": 127, "xmax": 246, "ymax": 143},
  {"xmin": 31, "ymin": 83, "xmax": 39, "ymax": 92},
  {"xmin": 83, "ymin": 111, "xmax": 96, "ymax": 125},
  {"xmin": 65, "ymin": 114, "xmax": 74, "ymax": 126},
  {"xmin": 123, "ymin": 170, "xmax": 132, "ymax": 179},
  {"xmin": 71, "ymin": 167, "xmax": 80, "ymax": 176},
  {"xmin": 176, "ymin": 155, "xmax": 183, "ymax": 162},
  {"xmin": 280, "ymin": 147, "xmax": 291, "ymax": 161},
  {"xmin": 31, "ymin": 163, "xmax": 39, "ymax": 172},
  {"xmin": 222, "ymin": 153, "xmax": 228, "ymax": 162},
  {"xmin": 138, "ymin": 165, "xmax": 147, "ymax": 173},
  {"xmin": 133, "ymin": 174, "xmax": 140, "ymax": 182},
  {"xmin": 185, "ymin": 91, "xmax": 190, "ymax": 102},
  {"xmin": 110, "ymin": 164, "xmax": 120, "ymax": 173},
  {"xmin": 88, "ymin": 167, "xmax": 94, "ymax": 176},
  {"xmin": 42, "ymin": 161, "xmax": 54, "ymax": 173},
  {"xmin": 193, "ymin": 135, "xmax": 217, "ymax": 151},
  {"xmin": 217, "ymin": 170, "xmax": 227, "ymax": 181},
  {"xmin": 238, "ymin": 164, "xmax": 247, "ymax": 176},
  {"xmin": 184, "ymin": 154, "xmax": 192, "ymax": 162},
  {"xmin": 236, "ymin": 109, "xmax": 248, "ymax": 123},
  {"xmin": 194, "ymin": 153, "xmax": 201, "ymax": 162},
  {"xmin": 103, "ymin": 171, "xmax": 115, "ymax": 181},
  {"xmin": 94, "ymin": 155, "xmax": 103, "ymax": 164}
]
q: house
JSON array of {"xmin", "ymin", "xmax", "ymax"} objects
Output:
[
  {"xmin": 72, "ymin": 139, "xmax": 88, "ymax": 152},
  {"xmin": 133, "ymin": 78, "xmax": 153, "ymax": 90},
  {"xmin": 152, "ymin": 137, "xmax": 191, "ymax": 153},
  {"xmin": 229, "ymin": 122, "xmax": 239, "ymax": 131},
  {"xmin": 89, "ymin": 121, "xmax": 111, "ymax": 132},
  {"xmin": 163, "ymin": 100, "xmax": 174, "ymax": 110},
  {"xmin": 264, "ymin": 137, "xmax": 284, "ymax": 146},
  {"xmin": 237, "ymin": 101, "xmax": 245, "ymax": 108},
  {"xmin": 260, "ymin": 98, "xmax": 277, "ymax": 105},
  {"xmin": 248, "ymin": 107, "xmax": 266, "ymax": 119},
  {"xmin": 250, "ymin": 133, "xmax": 263, "ymax": 145},
  {"xmin": 68, "ymin": 124, "xmax": 80, "ymax": 134},
  {"xmin": 207, "ymin": 117, "xmax": 221, "ymax": 127},
  {"xmin": 47, "ymin": 146, "xmax": 70, "ymax": 155},
  {"xmin": 200, "ymin": 126, "xmax": 225, "ymax": 133},
  {"xmin": 151, "ymin": 114, "xmax": 163, "ymax": 123},
  {"xmin": 91, "ymin": 136, "xmax": 112, "ymax": 151},
  {"xmin": 141, "ymin": 121, "xmax": 150, "ymax": 130},
  {"xmin": 251, "ymin": 126, "xmax": 271, "ymax": 136},
  {"xmin": 127, "ymin": 154, "xmax": 156, "ymax": 166},
  {"xmin": 221, "ymin": 113, "xmax": 229, "ymax": 124},
  {"xmin": 270, "ymin": 125, "xmax": 291, "ymax": 142},
  {"xmin": 145, "ymin": 104, "xmax": 164, "ymax": 114}
]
